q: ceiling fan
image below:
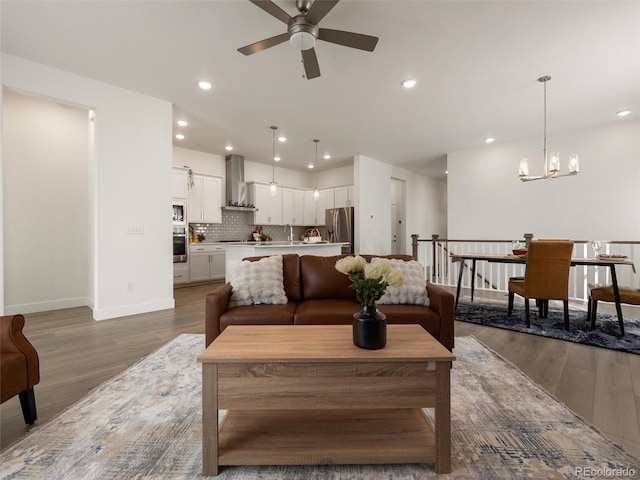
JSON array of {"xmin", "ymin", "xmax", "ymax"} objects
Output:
[{"xmin": 238, "ymin": 0, "xmax": 379, "ymax": 80}]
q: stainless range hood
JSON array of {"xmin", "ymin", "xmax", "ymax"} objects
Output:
[{"xmin": 223, "ymin": 154, "xmax": 258, "ymax": 212}]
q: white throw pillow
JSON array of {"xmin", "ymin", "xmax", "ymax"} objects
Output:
[
  {"xmin": 374, "ymin": 258, "xmax": 430, "ymax": 306},
  {"xmin": 228, "ymin": 255, "xmax": 288, "ymax": 308}
]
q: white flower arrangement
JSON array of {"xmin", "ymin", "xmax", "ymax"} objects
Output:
[{"xmin": 335, "ymin": 256, "xmax": 404, "ymax": 306}]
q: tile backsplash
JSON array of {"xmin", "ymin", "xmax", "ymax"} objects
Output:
[{"xmin": 190, "ymin": 211, "xmax": 307, "ymax": 242}]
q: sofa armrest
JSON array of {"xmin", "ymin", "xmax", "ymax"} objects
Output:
[
  {"xmin": 426, "ymin": 283, "xmax": 455, "ymax": 350},
  {"xmin": 205, "ymin": 283, "xmax": 232, "ymax": 347},
  {"xmin": 1, "ymin": 314, "xmax": 40, "ymax": 386}
]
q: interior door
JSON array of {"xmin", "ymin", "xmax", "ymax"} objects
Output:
[{"xmin": 390, "ymin": 203, "xmax": 399, "ymax": 255}]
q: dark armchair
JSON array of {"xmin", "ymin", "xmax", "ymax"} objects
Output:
[{"xmin": 1, "ymin": 314, "xmax": 40, "ymax": 424}]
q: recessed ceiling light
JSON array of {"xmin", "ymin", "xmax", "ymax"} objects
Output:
[
  {"xmin": 445, "ymin": 170, "xmax": 448, "ymax": 174},
  {"xmin": 175, "ymin": 134, "xmax": 185, "ymax": 140},
  {"xmin": 198, "ymin": 81, "xmax": 212, "ymax": 90},
  {"xmin": 225, "ymin": 145, "xmax": 233, "ymax": 151},
  {"xmin": 274, "ymin": 156, "xmax": 281, "ymax": 162},
  {"xmin": 308, "ymin": 164, "xmax": 314, "ymax": 169},
  {"xmin": 323, "ymin": 154, "xmax": 331, "ymax": 160},
  {"xmin": 485, "ymin": 137, "xmax": 495, "ymax": 144},
  {"xmin": 278, "ymin": 135, "xmax": 287, "ymax": 143},
  {"xmin": 401, "ymin": 79, "xmax": 417, "ymax": 89},
  {"xmin": 616, "ymin": 110, "xmax": 631, "ymax": 117},
  {"xmin": 177, "ymin": 120, "xmax": 188, "ymax": 127}
]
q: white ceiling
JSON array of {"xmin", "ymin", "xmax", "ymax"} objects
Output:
[{"xmin": 2, "ymin": 1, "xmax": 638, "ymax": 178}]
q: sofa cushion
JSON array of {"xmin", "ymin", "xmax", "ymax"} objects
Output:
[
  {"xmin": 294, "ymin": 299, "xmax": 361, "ymax": 325},
  {"xmin": 375, "ymin": 258, "xmax": 430, "ymax": 306},
  {"xmin": 242, "ymin": 254, "xmax": 302, "ymax": 302},
  {"xmin": 220, "ymin": 302, "xmax": 297, "ymax": 332},
  {"xmin": 228, "ymin": 255, "xmax": 288, "ymax": 307},
  {"xmin": 300, "ymin": 255, "xmax": 357, "ymax": 301}
]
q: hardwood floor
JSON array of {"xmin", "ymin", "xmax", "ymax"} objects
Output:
[{"xmin": 2, "ymin": 284, "xmax": 640, "ymax": 460}]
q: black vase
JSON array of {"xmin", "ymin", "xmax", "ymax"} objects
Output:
[{"xmin": 353, "ymin": 305, "xmax": 387, "ymax": 350}]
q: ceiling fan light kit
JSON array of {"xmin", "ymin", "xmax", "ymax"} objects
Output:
[
  {"xmin": 519, "ymin": 76, "xmax": 580, "ymax": 182},
  {"xmin": 238, "ymin": 0, "xmax": 379, "ymax": 79}
]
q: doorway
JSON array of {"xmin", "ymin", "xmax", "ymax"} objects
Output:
[{"xmin": 390, "ymin": 178, "xmax": 406, "ymax": 255}]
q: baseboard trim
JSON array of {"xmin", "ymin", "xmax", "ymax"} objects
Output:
[
  {"xmin": 4, "ymin": 297, "xmax": 90, "ymax": 315},
  {"xmin": 92, "ymin": 299, "xmax": 175, "ymax": 321}
]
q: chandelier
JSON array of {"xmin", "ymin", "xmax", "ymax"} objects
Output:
[
  {"xmin": 519, "ymin": 76, "xmax": 579, "ymax": 182},
  {"xmin": 269, "ymin": 126, "xmax": 278, "ymax": 196}
]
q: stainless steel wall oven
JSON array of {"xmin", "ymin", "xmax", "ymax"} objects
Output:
[{"xmin": 173, "ymin": 226, "xmax": 187, "ymax": 263}]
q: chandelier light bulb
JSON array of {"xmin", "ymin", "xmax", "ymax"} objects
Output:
[{"xmin": 569, "ymin": 155, "xmax": 580, "ymax": 173}]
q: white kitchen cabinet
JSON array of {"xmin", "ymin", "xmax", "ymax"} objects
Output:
[
  {"xmin": 189, "ymin": 245, "xmax": 225, "ymax": 282},
  {"xmin": 303, "ymin": 190, "xmax": 328, "ymax": 226},
  {"xmin": 334, "ymin": 185, "xmax": 355, "ymax": 208},
  {"xmin": 322, "ymin": 188, "xmax": 335, "ymax": 210},
  {"xmin": 172, "ymin": 167, "xmax": 189, "ymax": 199},
  {"xmin": 187, "ymin": 174, "xmax": 222, "ymax": 224},
  {"xmin": 249, "ymin": 183, "xmax": 283, "ymax": 225},
  {"xmin": 173, "ymin": 262, "xmax": 189, "ymax": 285},
  {"xmin": 282, "ymin": 188, "xmax": 305, "ymax": 226}
]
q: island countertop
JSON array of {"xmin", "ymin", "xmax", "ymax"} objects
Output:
[{"xmin": 224, "ymin": 242, "xmax": 349, "ymax": 281}]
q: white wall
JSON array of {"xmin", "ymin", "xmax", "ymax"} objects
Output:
[
  {"xmin": 173, "ymin": 146, "xmax": 345, "ymax": 191},
  {"xmin": 3, "ymin": 89, "xmax": 91, "ymax": 314},
  {"xmin": 0, "ymin": 77, "xmax": 4, "ymax": 314},
  {"xmin": 173, "ymin": 147, "xmax": 225, "ymax": 177},
  {"xmin": 316, "ymin": 165, "xmax": 354, "ymax": 188},
  {"xmin": 2, "ymin": 54, "xmax": 174, "ymax": 320},
  {"xmin": 354, "ymin": 155, "xmax": 392, "ymax": 254},
  {"xmin": 447, "ymin": 120, "xmax": 640, "ymax": 240},
  {"xmin": 391, "ymin": 165, "xmax": 447, "ymax": 252}
]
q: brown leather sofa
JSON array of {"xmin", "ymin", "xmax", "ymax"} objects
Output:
[
  {"xmin": 1, "ymin": 314, "xmax": 40, "ymax": 424},
  {"xmin": 205, "ymin": 254, "xmax": 454, "ymax": 350}
]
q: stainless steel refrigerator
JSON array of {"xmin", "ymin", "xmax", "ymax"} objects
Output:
[{"xmin": 325, "ymin": 207, "xmax": 354, "ymax": 254}]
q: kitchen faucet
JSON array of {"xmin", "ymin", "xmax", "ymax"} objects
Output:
[{"xmin": 284, "ymin": 224, "xmax": 293, "ymax": 243}]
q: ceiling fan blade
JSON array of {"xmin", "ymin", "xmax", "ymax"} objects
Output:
[
  {"xmin": 249, "ymin": 0, "xmax": 292, "ymax": 24},
  {"xmin": 302, "ymin": 48, "xmax": 321, "ymax": 79},
  {"xmin": 238, "ymin": 32, "xmax": 289, "ymax": 55},
  {"xmin": 305, "ymin": 0, "xmax": 340, "ymax": 25},
  {"xmin": 318, "ymin": 28, "xmax": 378, "ymax": 52}
]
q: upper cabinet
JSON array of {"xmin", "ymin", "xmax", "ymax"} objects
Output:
[
  {"xmin": 187, "ymin": 174, "xmax": 223, "ymax": 224},
  {"xmin": 303, "ymin": 189, "xmax": 331, "ymax": 226},
  {"xmin": 172, "ymin": 167, "xmax": 189, "ymax": 199},
  {"xmin": 333, "ymin": 185, "xmax": 355, "ymax": 208},
  {"xmin": 249, "ymin": 183, "xmax": 283, "ymax": 225},
  {"xmin": 282, "ymin": 187, "xmax": 305, "ymax": 226}
]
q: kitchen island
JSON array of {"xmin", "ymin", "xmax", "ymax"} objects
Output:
[{"xmin": 224, "ymin": 242, "xmax": 347, "ymax": 281}]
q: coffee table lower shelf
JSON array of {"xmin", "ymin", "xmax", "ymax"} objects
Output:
[{"xmin": 217, "ymin": 408, "xmax": 436, "ymax": 467}]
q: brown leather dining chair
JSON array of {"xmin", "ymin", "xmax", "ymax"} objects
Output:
[
  {"xmin": 1, "ymin": 314, "xmax": 40, "ymax": 424},
  {"xmin": 508, "ymin": 240, "xmax": 574, "ymax": 330},
  {"xmin": 588, "ymin": 284, "xmax": 640, "ymax": 336}
]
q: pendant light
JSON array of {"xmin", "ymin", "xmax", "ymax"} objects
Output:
[
  {"xmin": 312, "ymin": 139, "xmax": 320, "ymax": 200},
  {"xmin": 269, "ymin": 126, "xmax": 278, "ymax": 196},
  {"xmin": 519, "ymin": 76, "xmax": 580, "ymax": 182}
]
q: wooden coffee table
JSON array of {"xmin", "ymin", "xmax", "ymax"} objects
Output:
[{"xmin": 197, "ymin": 324, "xmax": 456, "ymax": 476}]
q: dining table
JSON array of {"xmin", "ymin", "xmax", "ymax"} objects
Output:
[{"xmin": 450, "ymin": 253, "xmax": 636, "ymax": 335}]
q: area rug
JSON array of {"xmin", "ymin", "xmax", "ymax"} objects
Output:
[
  {"xmin": 456, "ymin": 300, "xmax": 640, "ymax": 355},
  {"xmin": 1, "ymin": 334, "xmax": 639, "ymax": 480}
]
